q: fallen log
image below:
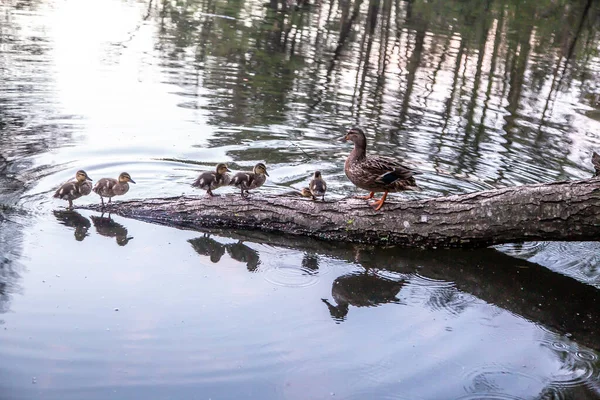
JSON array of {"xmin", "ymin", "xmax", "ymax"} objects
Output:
[{"xmin": 81, "ymin": 175, "xmax": 600, "ymax": 248}]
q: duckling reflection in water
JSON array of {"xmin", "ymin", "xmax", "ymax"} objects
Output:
[
  {"xmin": 229, "ymin": 163, "xmax": 269, "ymax": 198},
  {"xmin": 93, "ymin": 172, "xmax": 136, "ymax": 207},
  {"xmin": 53, "ymin": 170, "xmax": 93, "ymax": 209},
  {"xmin": 301, "ymin": 253, "xmax": 319, "ymax": 273},
  {"xmin": 188, "ymin": 234, "xmax": 226, "ymax": 263},
  {"xmin": 321, "ymin": 272, "xmax": 404, "ymax": 322},
  {"xmin": 53, "ymin": 210, "xmax": 91, "ymax": 241},
  {"xmin": 192, "ymin": 163, "xmax": 231, "ymax": 196},
  {"xmin": 226, "ymin": 241, "xmax": 261, "ymax": 271},
  {"xmin": 89, "ymin": 213, "xmax": 133, "ymax": 246}
]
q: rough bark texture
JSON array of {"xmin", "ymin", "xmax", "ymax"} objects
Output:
[{"xmin": 81, "ymin": 177, "xmax": 600, "ymax": 248}]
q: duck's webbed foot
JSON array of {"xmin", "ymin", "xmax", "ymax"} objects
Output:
[
  {"xmin": 356, "ymin": 191, "xmax": 375, "ymax": 200},
  {"xmin": 369, "ymin": 191, "xmax": 389, "ymax": 211}
]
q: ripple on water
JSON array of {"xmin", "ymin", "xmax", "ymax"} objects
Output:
[
  {"xmin": 455, "ymin": 395, "xmax": 527, "ymax": 400},
  {"xmin": 495, "ymin": 242, "xmax": 547, "ymax": 259},
  {"xmin": 461, "ymin": 364, "xmax": 545, "ymax": 400},
  {"xmin": 547, "ymin": 348, "xmax": 598, "ymax": 389},
  {"xmin": 408, "ymin": 274, "xmax": 475, "ymax": 316},
  {"xmin": 261, "ymin": 249, "xmax": 333, "ymax": 288},
  {"xmin": 263, "ymin": 263, "xmax": 320, "ymax": 288}
]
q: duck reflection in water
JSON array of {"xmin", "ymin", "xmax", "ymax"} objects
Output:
[
  {"xmin": 89, "ymin": 213, "xmax": 133, "ymax": 246},
  {"xmin": 226, "ymin": 241, "xmax": 261, "ymax": 271},
  {"xmin": 53, "ymin": 210, "xmax": 91, "ymax": 241},
  {"xmin": 322, "ymin": 272, "xmax": 405, "ymax": 322},
  {"xmin": 301, "ymin": 253, "xmax": 319, "ymax": 273},
  {"xmin": 188, "ymin": 234, "xmax": 226, "ymax": 263}
]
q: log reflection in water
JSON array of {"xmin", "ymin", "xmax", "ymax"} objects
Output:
[
  {"xmin": 53, "ymin": 210, "xmax": 91, "ymax": 242},
  {"xmin": 322, "ymin": 272, "xmax": 404, "ymax": 322},
  {"xmin": 187, "ymin": 229, "xmax": 600, "ymax": 351},
  {"xmin": 89, "ymin": 214, "xmax": 133, "ymax": 246}
]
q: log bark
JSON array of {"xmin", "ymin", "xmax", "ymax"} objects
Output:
[{"xmin": 81, "ymin": 177, "xmax": 600, "ymax": 248}]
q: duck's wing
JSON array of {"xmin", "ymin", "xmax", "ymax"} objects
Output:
[
  {"xmin": 192, "ymin": 171, "xmax": 215, "ymax": 188},
  {"xmin": 362, "ymin": 156, "xmax": 418, "ymax": 184},
  {"xmin": 309, "ymin": 179, "xmax": 326, "ymax": 194},
  {"xmin": 54, "ymin": 181, "xmax": 78, "ymax": 199},
  {"xmin": 230, "ymin": 172, "xmax": 253, "ymax": 188},
  {"xmin": 93, "ymin": 178, "xmax": 118, "ymax": 194}
]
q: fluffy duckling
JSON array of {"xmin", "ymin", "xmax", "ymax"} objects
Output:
[
  {"xmin": 53, "ymin": 170, "xmax": 93, "ymax": 209},
  {"xmin": 300, "ymin": 187, "xmax": 313, "ymax": 198},
  {"xmin": 229, "ymin": 163, "xmax": 269, "ymax": 197},
  {"xmin": 93, "ymin": 172, "xmax": 136, "ymax": 206},
  {"xmin": 309, "ymin": 170, "xmax": 327, "ymax": 201},
  {"xmin": 340, "ymin": 127, "xmax": 419, "ymax": 211},
  {"xmin": 192, "ymin": 163, "xmax": 231, "ymax": 196}
]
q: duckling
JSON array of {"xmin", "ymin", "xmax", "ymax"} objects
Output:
[
  {"xmin": 93, "ymin": 172, "xmax": 136, "ymax": 206},
  {"xmin": 340, "ymin": 127, "xmax": 419, "ymax": 211},
  {"xmin": 192, "ymin": 163, "xmax": 231, "ymax": 196},
  {"xmin": 53, "ymin": 170, "xmax": 93, "ymax": 209},
  {"xmin": 309, "ymin": 170, "xmax": 327, "ymax": 201},
  {"xmin": 229, "ymin": 163, "xmax": 269, "ymax": 198},
  {"xmin": 593, "ymin": 152, "xmax": 600, "ymax": 177},
  {"xmin": 300, "ymin": 187, "xmax": 313, "ymax": 198}
]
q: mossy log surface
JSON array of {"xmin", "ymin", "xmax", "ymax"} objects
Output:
[{"xmin": 81, "ymin": 177, "xmax": 600, "ymax": 248}]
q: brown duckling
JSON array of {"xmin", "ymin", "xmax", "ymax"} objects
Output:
[
  {"xmin": 192, "ymin": 163, "xmax": 231, "ymax": 196},
  {"xmin": 229, "ymin": 163, "xmax": 269, "ymax": 198},
  {"xmin": 93, "ymin": 172, "xmax": 136, "ymax": 206},
  {"xmin": 340, "ymin": 127, "xmax": 419, "ymax": 211},
  {"xmin": 53, "ymin": 170, "xmax": 93, "ymax": 209},
  {"xmin": 309, "ymin": 170, "xmax": 327, "ymax": 201},
  {"xmin": 300, "ymin": 187, "xmax": 313, "ymax": 198}
]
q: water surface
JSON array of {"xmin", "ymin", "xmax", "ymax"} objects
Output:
[{"xmin": 1, "ymin": 0, "xmax": 600, "ymax": 398}]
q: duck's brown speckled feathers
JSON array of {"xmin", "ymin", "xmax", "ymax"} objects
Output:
[
  {"xmin": 341, "ymin": 127, "xmax": 419, "ymax": 211},
  {"xmin": 93, "ymin": 172, "xmax": 136, "ymax": 206},
  {"xmin": 593, "ymin": 152, "xmax": 600, "ymax": 177},
  {"xmin": 309, "ymin": 171, "xmax": 327, "ymax": 201},
  {"xmin": 53, "ymin": 170, "xmax": 93, "ymax": 209},
  {"xmin": 192, "ymin": 163, "xmax": 231, "ymax": 196},
  {"xmin": 230, "ymin": 163, "xmax": 269, "ymax": 197}
]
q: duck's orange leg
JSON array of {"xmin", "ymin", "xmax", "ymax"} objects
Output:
[
  {"xmin": 370, "ymin": 191, "xmax": 389, "ymax": 211},
  {"xmin": 356, "ymin": 191, "xmax": 375, "ymax": 200}
]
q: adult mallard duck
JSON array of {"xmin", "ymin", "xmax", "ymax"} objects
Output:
[
  {"xmin": 93, "ymin": 172, "xmax": 136, "ymax": 206},
  {"xmin": 309, "ymin": 170, "xmax": 327, "ymax": 201},
  {"xmin": 229, "ymin": 163, "xmax": 269, "ymax": 197},
  {"xmin": 53, "ymin": 170, "xmax": 93, "ymax": 209},
  {"xmin": 340, "ymin": 127, "xmax": 419, "ymax": 211},
  {"xmin": 192, "ymin": 163, "xmax": 231, "ymax": 196}
]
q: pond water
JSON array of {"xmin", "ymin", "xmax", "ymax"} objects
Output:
[{"xmin": 1, "ymin": 0, "xmax": 600, "ymax": 398}]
